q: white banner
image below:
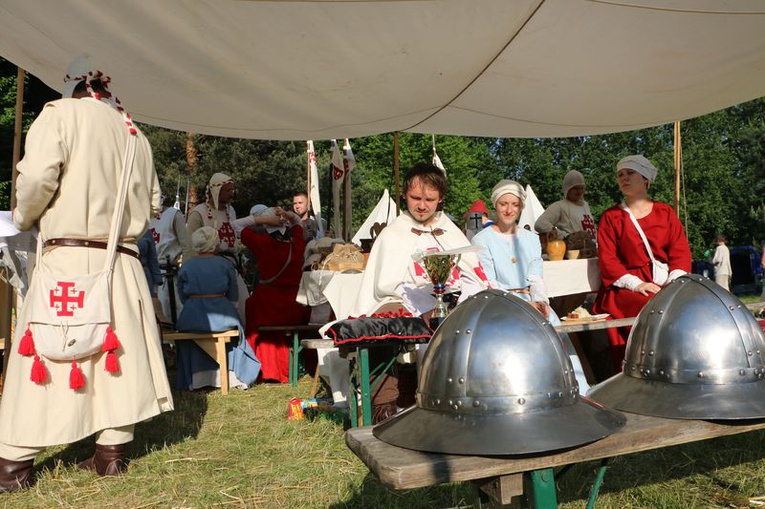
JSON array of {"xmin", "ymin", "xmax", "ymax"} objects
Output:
[
  {"xmin": 330, "ymin": 139, "xmax": 344, "ymax": 237},
  {"xmin": 306, "ymin": 140, "xmax": 324, "ymax": 238}
]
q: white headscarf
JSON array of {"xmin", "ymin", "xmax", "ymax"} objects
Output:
[
  {"xmin": 251, "ymin": 205, "xmax": 285, "ymax": 235},
  {"xmin": 617, "ymin": 155, "xmax": 658, "ymax": 184},
  {"xmin": 207, "ymin": 173, "xmax": 233, "ymax": 210},
  {"xmin": 192, "ymin": 226, "xmax": 220, "ymax": 254},
  {"xmin": 491, "ymin": 179, "xmax": 526, "ymax": 209}
]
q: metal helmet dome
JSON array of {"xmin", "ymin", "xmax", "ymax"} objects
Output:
[
  {"xmin": 373, "ymin": 290, "xmax": 625, "ymax": 455},
  {"xmin": 588, "ymin": 275, "xmax": 765, "ymax": 419}
]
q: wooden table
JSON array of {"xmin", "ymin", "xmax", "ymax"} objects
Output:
[{"xmin": 346, "ymin": 413, "xmax": 765, "ymax": 508}]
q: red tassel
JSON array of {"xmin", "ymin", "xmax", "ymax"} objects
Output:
[
  {"xmin": 105, "ymin": 351, "xmax": 120, "ymax": 373},
  {"xmin": 30, "ymin": 355, "xmax": 47, "ymax": 384},
  {"xmin": 17, "ymin": 327, "xmax": 35, "ymax": 356},
  {"xmin": 69, "ymin": 360, "xmax": 86, "ymax": 390},
  {"xmin": 102, "ymin": 326, "xmax": 120, "ymax": 352}
]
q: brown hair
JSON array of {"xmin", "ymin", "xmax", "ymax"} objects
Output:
[{"xmin": 403, "ymin": 163, "xmax": 447, "ymax": 199}]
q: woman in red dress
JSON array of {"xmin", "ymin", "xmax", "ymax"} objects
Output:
[
  {"xmin": 593, "ymin": 155, "xmax": 692, "ymax": 372},
  {"xmin": 241, "ymin": 206, "xmax": 306, "ymax": 383}
]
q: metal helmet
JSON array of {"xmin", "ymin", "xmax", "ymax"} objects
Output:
[
  {"xmin": 588, "ymin": 275, "xmax": 765, "ymax": 419},
  {"xmin": 373, "ymin": 290, "xmax": 625, "ymax": 455}
]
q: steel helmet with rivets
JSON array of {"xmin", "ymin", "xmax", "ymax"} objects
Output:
[
  {"xmin": 373, "ymin": 289, "xmax": 625, "ymax": 455},
  {"xmin": 588, "ymin": 275, "xmax": 765, "ymax": 419}
]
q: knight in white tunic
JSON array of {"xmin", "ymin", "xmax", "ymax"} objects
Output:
[{"xmin": 0, "ymin": 57, "xmax": 173, "ymax": 490}]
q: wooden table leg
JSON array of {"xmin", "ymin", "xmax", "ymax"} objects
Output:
[{"xmin": 216, "ymin": 338, "xmax": 229, "ymax": 396}]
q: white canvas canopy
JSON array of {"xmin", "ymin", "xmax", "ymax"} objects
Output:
[
  {"xmin": 351, "ymin": 189, "xmax": 397, "ymax": 246},
  {"xmin": 1, "ymin": 1, "xmax": 764, "ymax": 140},
  {"xmin": 518, "ymin": 185, "xmax": 546, "ymax": 233}
]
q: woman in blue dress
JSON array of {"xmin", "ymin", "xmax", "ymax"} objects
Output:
[
  {"xmin": 175, "ymin": 226, "xmax": 260, "ymax": 390},
  {"xmin": 471, "ymin": 180, "xmax": 590, "ymax": 391}
]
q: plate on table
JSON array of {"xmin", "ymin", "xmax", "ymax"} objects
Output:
[{"xmin": 561, "ymin": 313, "xmax": 610, "ymax": 322}]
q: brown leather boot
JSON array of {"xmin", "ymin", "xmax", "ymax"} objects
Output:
[
  {"xmin": 0, "ymin": 457, "xmax": 34, "ymax": 492},
  {"xmin": 77, "ymin": 444, "xmax": 127, "ymax": 476}
]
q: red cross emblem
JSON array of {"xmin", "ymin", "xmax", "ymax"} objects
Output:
[
  {"xmin": 332, "ymin": 163, "xmax": 343, "ymax": 181},
  {"xmin": 49, "ymin": 282, "xmax": 85, "ymax": 317},
  {"xmin": 218, "ymin": 222, "xmax": 236, "ymax": 249},
  {"xmin": 581, "ymin": 215, "xmax": 596, "ymax": 237},
  {"xmin": 151, "ymin": 227, "xmax": 160, "ymax": 244}
]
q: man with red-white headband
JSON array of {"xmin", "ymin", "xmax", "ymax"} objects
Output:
[{"xmin": 0, "ymin": 56, "xmax": 173, "ymax": 491}]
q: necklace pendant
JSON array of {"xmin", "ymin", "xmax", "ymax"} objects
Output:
[{"xmin": 511, "ymin": 256, "xmax": 517, "ymax": 264}]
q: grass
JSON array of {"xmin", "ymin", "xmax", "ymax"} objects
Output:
[{"xmin": 3, "ymin": 320, "xmax": 765, "ymax": 509}]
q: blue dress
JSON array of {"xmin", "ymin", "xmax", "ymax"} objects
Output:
[
  {"xmin": 175, "ymin": 254, "xmax": 260, "ymax": 390},
  {"xmin": 472, "ymin": 226, "xmax": 590, "ymax": 391}
]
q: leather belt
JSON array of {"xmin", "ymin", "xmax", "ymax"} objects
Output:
[
  {"xmin": 43, "ymin": 238, "xmax": 140, "ymax": 260},
  {"xmin": 189, "ymin": 293, "xmax": 225, "ymax": 299}
]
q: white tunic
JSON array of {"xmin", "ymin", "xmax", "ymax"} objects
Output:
[{"xmin": 0, "ymin": 97, "xmax": 173, "ymax": 447}]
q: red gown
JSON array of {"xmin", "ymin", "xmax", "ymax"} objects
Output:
[
  {"xmin": 241, "ymin": 225, "xmax": 306, "ymax": 382},
  {"xmin": 593, "ymin": 202, "xmax": 691, "ymax": 371}
]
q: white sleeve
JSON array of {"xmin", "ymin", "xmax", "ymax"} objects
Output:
[
  {"xmin": 527, "ymin": 274, "xmax": 549, "ymax": 304},
  {"xmin": 612, "ymin": 273, "xmax": 644, "ymax": 292}
]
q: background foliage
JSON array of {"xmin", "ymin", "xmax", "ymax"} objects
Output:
[{"xmin": 1, "ymin": 58, "xmax": 763, "ymax": 258}]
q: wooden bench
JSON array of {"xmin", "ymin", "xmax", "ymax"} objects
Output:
[
  {"xmin": 161, "ymin": 329, "xmax": 239, "ymax": 395},
  {"xmin": 257, "ymin": 325, "xmax": 323, "ymax": 386},
  {"xmin": 346, "ymin": 414, "xmax": 765, "ymax": 507}
]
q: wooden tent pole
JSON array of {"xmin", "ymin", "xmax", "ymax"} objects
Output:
[
  {"xmin": 4, "ymin": 67, "xmax": 25, "ymax": 384},
  {"xmin": 673, "ymin": 121, "xmax": 682, "ymax": 214},
  {"xmin": 11, "ymin": 68, "xmax": 24, "ymax": 209},
  {"xmin": 393, "ymin": 132, "xmax": 400, "ymax": 215}
]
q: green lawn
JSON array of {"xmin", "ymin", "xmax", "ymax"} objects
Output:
[{"xmin": 3, "ymin": 371, "xmax": 764, "ymax": 508}]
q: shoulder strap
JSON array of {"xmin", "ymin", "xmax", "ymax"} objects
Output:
[
  {"xmin": 103, "ymin": 133, "xmax": 137, "ymax": 272},
  {"xmin": 259, "ymin": 240, "xmax": 293, "ymax": 285},
  {"xmin": 620, "ymin": 202, "xmax": 655, "ymax": 263}
]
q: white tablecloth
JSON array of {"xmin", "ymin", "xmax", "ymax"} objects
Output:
[
  {"xmin": 543, "ymin": 258, "xmax": 601, "ymax": 298},
  {"xmin": 298, "ymin": 258, "xmax": 600, "ymax": 319},
  {"xmin": 297, "ymin": 271, "xmax": 364, "ymax": 320}
]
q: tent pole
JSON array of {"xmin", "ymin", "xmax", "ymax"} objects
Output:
[
  {"xmin": 11, "ymin": 68, "xmax": 24, "ymax": 209},
  {"xmin": 4, "ymin": 67, "xmax": 25, "ymax": 385},
  {"xmin": 393, "ymin": 132, "xmax": 400, "ymax": 215}
]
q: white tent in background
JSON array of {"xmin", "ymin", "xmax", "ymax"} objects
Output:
[
  {"xmin": 518, "ymin": 185, "xmax": 545, "ymax": 233},
  {"xmin": 351, "ymin": 189, "xmax": 397, "ymax": 246}
]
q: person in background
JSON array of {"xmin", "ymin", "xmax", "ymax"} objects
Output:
[
  {"xmin": 293, "ymin": 191, "xmax": 320, "ymax": 241},
  {"xmin": 535, "ymin": 170, "xmax": 597, "ymax": 241},
  {"xmin": 138, "ymin": 229, "xmax": 164, "ymax": 322},
  {"xmin": 0, "ymin": 56, "xmax": 173, "ymax": 490},
  {"xmin": 175, "ymin": 227, "xmax": 259, "ymax": 390},
  {"xmin": 472, "ymin": 179, "xmax": 590, "ymax": 391},
  {"xmin": 712, "ymin": 235, "xmax": 732, "ymax": 291},
  {"xmin": 241, "ymin": 205, "xmax": 306, "ymax": 383},
  {"xmin": 534, "ymin": 169, "xmax": 597, "ymax": 317},
  {"xmin": 351, "ymin": 163, "xmax": 488, "ymax": 422},
  {"xmin": 593, "ymin": 155, "xmax": 691, "ymax": 373},
  {"xmin": 149, "ymin": 194, "xmax": 187, "ymax": 324},
  {"xmin": 185, "ymin": 173, "xmax": 248, "ymax": 321},
  {"xmin": 464, "ymin": 199, "xmax": 493, "ymax": 240}
]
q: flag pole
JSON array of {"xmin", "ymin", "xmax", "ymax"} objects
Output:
[
  {"xmin": 305, "ymin": 141, "xmax": 311, "ymax": 211},
  {"xmin": 393, "ymin": 132, "xmax": 400, "ymax": 215}
]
